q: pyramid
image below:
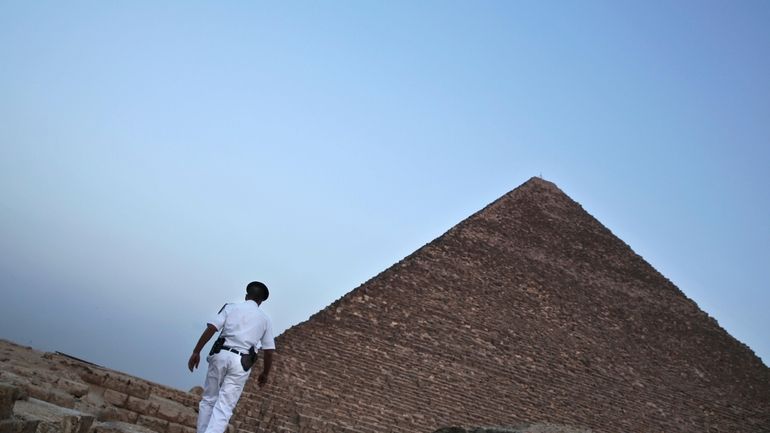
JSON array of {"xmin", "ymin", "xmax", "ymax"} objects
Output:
[{"xmin": 231, "ymin": 177, "xmax": 769, "ymax": 433}]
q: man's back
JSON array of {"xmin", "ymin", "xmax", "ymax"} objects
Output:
[{"xmin": 210, "ymin": 301, "xmax": 275, "ymax": 353}]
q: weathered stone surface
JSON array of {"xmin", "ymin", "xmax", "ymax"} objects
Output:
[
  {"xmin": 167, "ymin": 422, "xmax": 196, "ymax": 433},
  {"xmin": 1, "ymin": 340, "xmax": 199, "ymax": 433},
  {"xmin": 103, "ymin": 390, "xmax": 128, "ymax": 408},
  {"xmin": 96, "ymin": 406, "xmax": 139, "ymax": 424},
  {"xmin": 0, "ymin": 374, "xmax": 30, "ymax": 402},
  {"xmin": 20, "ymin": 387, "xmax": 48, "ymax": 407},
  {"xmin": 82, "ymin": 386, "xmax": 106, "ymax": 408},
  {"xmin": 0, "ymin": 383, "xmax": 21, "ymax": 420},
  {"xmin": 13, "ymin": 398, "xmax": 94, "ymax": 433},
  {"xmin": 102, "ymin": 376, "xmax": 150, "ymax": 400},
  {"xmin": 124, "ymin": 397, "xmax": 149, "ymax": 414},
  {"xmin": 135, "ymin": 415, "xmax": 168, "ymax": 433},
  {"xmin": 0, "ymin": 418, "xmax": 39, "ymax": 433},
  {"xmin": 153, "ymin": 387, "xmax": 198, "ymax": 408},
  {"xmin": 55, "ymin": 379, "xmax": 88, "ymax": 398},
  {"xmin": 90, "ymin": 421, "xmax": 157, "ymax": 433},
  {"xmin": 79, "ymin": 368, "xmax": 108, "ymax": 387},
  {"xmin": 43, "ymin": 389, "xmax": 76, "ymax": 410},
  {"xmin": 147, "ymin": 395, "xmax": 180, "ymax": 423},
  {"xmin": 146, "ymin": 395, "xmax": 197, "ymax": 426},
  {"xmin": 434, "ymin": 424, "xmax": 593, "ymax": 433}
]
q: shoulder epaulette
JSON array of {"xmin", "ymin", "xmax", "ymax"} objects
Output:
[{"xmin": 217, "ymin": 303, "xmax": 229, "ymax": 314}]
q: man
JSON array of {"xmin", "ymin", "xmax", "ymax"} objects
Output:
[{"xmin": 188, "ymin": 281, "xmax": 276, "ymax": 433}]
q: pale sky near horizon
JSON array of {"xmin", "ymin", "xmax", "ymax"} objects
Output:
[{"xmin": 1, "ymin": 1, "xmax": 768, "ymax": 390}]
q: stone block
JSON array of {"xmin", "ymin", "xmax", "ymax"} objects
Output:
[
  {"xmin": 54, "ymin": 379, "xmax": 89, "ymax": 398},
  {"xmin": 22, "ymin": 387, "xmax": 48, "ymax": 405},
  {"xmin": 124, "ymin": 397, "xmax": 149, "ymax": 415},
  {"xmin": 101, "ymin": 376, "xmax": 128, "ymax": 394},
  {"xmin": 0, "ymin": 374, "xmax": 30, "ymax": 401},
  {"xmin": 71, "ymin": 400, "xmax": 102, "ymax": 423},
  {"xmin": 44, "ymin": 389, "xmax": 76, "ymax": 410},
  {"xmin": 178, "ymin": 409, "xmax": 197, "ymax": 428},
  {"xmin": 82, "ymin": 386, "xmax": 106, "ymax": 408},
  {"xmin": 0, "ymin": 418, "xmax": 39, "ymax": 433},
  {"xmin": 18, "ymin": 384, "xmax": 75, "ymax": 410},
  {"xmin": 167, "ymin": 422, "xmax": 195, "ymax": 433},
  {"xmin": 145, "ymin": 401, "xmax": 159, "ymax": 417},
  {"xmin": 153, "ymin": 400, "xmax": 179, "ymax": 423},
  {"xmin": 103, "ymin": 390, "xmax": 128, "ymax": 408},
  {"xmin": 90, "ymin": 421, "xmax": 158, "ymax": 433},
  {"xmin": 102, "ymin": 376, "xmax": 149, "ymax": 400},
  {"xmin": 123, "ymin": 381, "xmax": 151, "ymax": 400},
  {"xmin": 0, "ymin": 383, "xmax": 21, "ymax": 420},
  {"xmin": 152, "ymin": 389, "xmax": 198, "ymax": 408},
  {"xmin": 136, "ymin": 415, "xmax": 168, "ymax": 433},
  {"xmin": 79, "ymin": 369, "xmax": 108, "ymax": 387},
  {"xmin": 147, "ymin": 396, "xmax": 194, "ymax": 425},
  {"xmin": 96, "ymin": 406, "xmax": 139, "ymax": 424},
  {"xmin": 13, "ymin": 398, "xmax": 94, "ymax": 433}
]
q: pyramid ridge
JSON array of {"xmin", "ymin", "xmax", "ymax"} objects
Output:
[{"xmin": 278, "ymin": 176, "xmax": 569, "ymax": 340}]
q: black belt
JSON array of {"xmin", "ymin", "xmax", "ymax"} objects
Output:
[{"xmin": 222, "ymin": 346, "xmax": 246, "ymax": 356}]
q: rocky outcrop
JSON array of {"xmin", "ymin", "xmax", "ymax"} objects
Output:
[{"xmin": 0, "ymin": 340, "xmax": 205, "ymax": 433}]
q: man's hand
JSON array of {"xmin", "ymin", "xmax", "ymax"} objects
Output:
[
  {"xmin": 257, "ymin": 372, "xmax": 269, "ymax": 387},
  {"xmin": 188, "ymin": 352, "xmax": 200, "ymax": 372},
  {"xmin": 258, "ymin": 349, "xmax": 274, "ymax": 388},
  {"xmin": 188, "ymin": 324, "xmax": 217, "ymax": 373}
]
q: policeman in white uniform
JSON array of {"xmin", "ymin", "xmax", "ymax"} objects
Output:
[{"xmin": 188, "ymin": 281, "xmax": 276, "ymax": 433}]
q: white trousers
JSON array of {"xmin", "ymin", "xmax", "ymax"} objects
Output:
[{"xmin": 197, "ymin": 351, "xmax": 251, "ymax": 433}]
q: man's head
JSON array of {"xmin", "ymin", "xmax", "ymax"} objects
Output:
[{"xmin": 246, "ymin": 281, "xmax": 269, "ymax": 304}]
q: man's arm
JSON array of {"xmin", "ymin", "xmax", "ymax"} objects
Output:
[
  {"xmin": 188, "ymin": 324, "xmax": 218, "ymax": 372},
  {"xmin": 257, "ymin": 349, "xmax": 275, "ymax": 387}
]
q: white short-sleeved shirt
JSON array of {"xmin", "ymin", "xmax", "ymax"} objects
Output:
[{"xmin": 208, "ymin": 301, "xmax": 275, "ymax": 353}]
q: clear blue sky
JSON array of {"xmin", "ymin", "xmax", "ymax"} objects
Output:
[{"xmin": 1, "ymin": 1, "xmax": 768, "ymax": 390}]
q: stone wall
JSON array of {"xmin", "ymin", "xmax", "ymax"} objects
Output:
[
  {"xmin": 231, "ymin": 177, "xmax": 770, "ymax": 433},
  {"xmin": 0, "ymin": 339, "xmax": 202, "ymax": 433}
]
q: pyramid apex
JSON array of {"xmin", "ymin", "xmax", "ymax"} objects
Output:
[
  {"xmin": 526, "ymin": 175, "xmax": 547, "ymax": 183},
  {"xmin": 477, "ymin": 176, "xmax": 570, "ymax": 218},
  {"xmin": 520, "ymin": 175, "xmax": 560, "ymax": 190}
]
